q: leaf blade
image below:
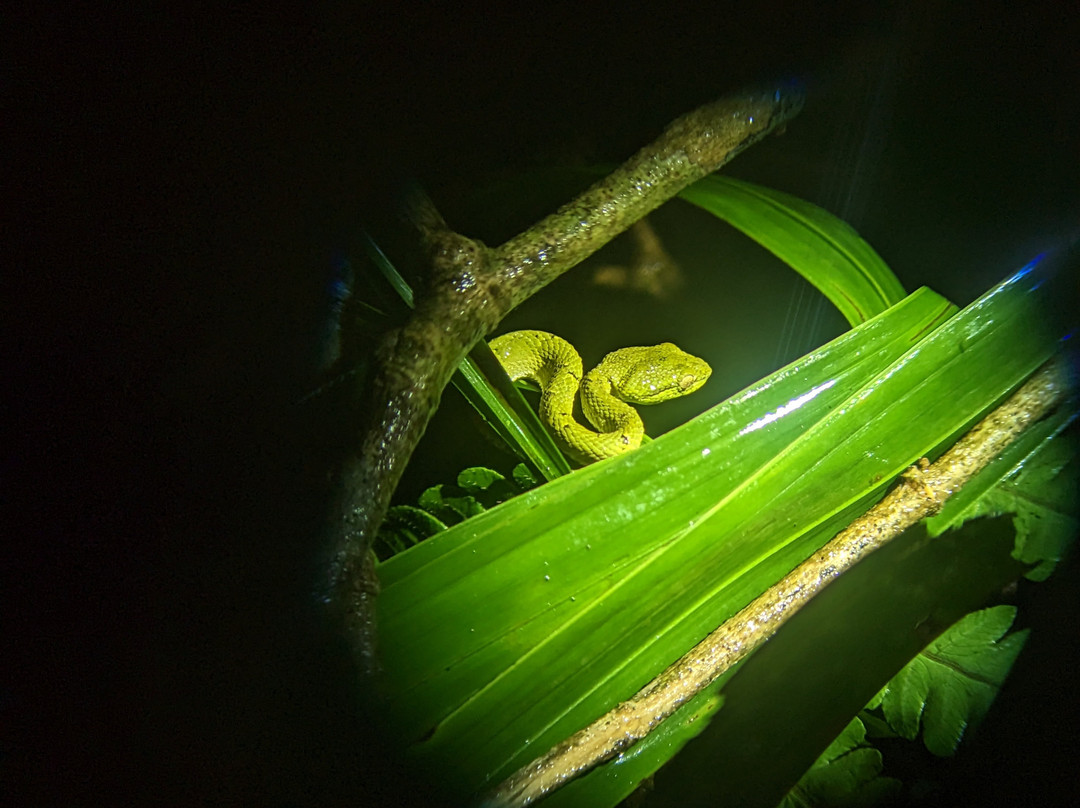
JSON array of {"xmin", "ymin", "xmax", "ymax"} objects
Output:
[
  {"xmin": 875, "ymin": 606, "xmax": 1030, "ymax": 757},
  {"xmin": 679, "ymin": 176, "xmax": 906, "ymax": 324}
]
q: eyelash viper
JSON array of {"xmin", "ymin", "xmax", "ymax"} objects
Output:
[{"xmin": 489, "ymin": 330, "xmax": 712, "ymax": 464}]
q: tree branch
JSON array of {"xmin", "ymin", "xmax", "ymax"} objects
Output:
[{"xmin": 324, "ymin": 83, "xmax": 806, "ymax": 670}]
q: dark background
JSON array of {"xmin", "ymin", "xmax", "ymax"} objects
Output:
[{"xmin": 7, "ymin": 2, "xmax": 1078, "ymax": 806}]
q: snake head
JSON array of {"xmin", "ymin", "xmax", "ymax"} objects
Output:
[{"xmin": 599, "ymin": 342, "xmax": 712, "ymax": 404}]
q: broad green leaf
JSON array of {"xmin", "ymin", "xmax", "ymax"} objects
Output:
[
  {"xmin": 868, "ymin": 605, "xmax": 1029, "ymax": 756},
  {"xmin": 679, "ymin": 176, "xmax": 906, "ymax": 325},
  {"xmin": 376, "ymin": 263, "xmax": 1058, "ymax": 802},
  {"xmin": 779, "ymin": 718, "xmax": 901, "ymax": 808}
]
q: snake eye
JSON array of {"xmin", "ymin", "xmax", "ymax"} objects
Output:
[{"xmin": 679, "ymin": 373, "xmax": 696, "ymax": 390}]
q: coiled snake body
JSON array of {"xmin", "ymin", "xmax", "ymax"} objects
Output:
[{"xmin": 489, "ymin": 330, "xmax": 712, "ymax": 464}]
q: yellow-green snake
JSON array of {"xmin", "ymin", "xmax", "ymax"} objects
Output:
[{"xmin": 489, "ymin": 330, "xmax": 712, "ymax": 464}]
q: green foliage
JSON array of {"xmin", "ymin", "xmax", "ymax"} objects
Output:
[
  {"xmin": 865, "ymin": 605, "xmax": 1030, "ymax": 757},
  {"xmin": 781, "ymin": 604, "xmax": 1034, "ymax": 804},
  {"xmin": 375, "ymin": 265, "xmax": 1057, "ymax": 804},
  {"xmin": 362, "ymin": 178, "xmax": 1071, "ymax": 806},
  {"xmin": 781, "ymin": 718, "xmax": 901, "ymax": 808},
  {"xmin": 374, "ymin": 464, "xmax": 539, "ymax": 560},
  {"xmin": 1005, "ymin": 444, "xmax": 1078, "ymax": 580},
  {"xmin": 928, "ymin": 412, "xmax": 1078, "ymax": 580},
  {"xmin": 456, "ymin": 349, "xmax": 573, "ymax": 481},
  {"xmin": 374, "ymin": 506, "xmax": 448, "ymax": 560},
  {"xmin": 679, "ymin": 176, "xmax": 906, "ymax": 325}
]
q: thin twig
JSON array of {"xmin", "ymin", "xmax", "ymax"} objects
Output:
[{"xmin": 483, "ymin": 357, "xmax": 1071, "ymax": 808}]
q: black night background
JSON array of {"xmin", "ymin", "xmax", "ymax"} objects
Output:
[{"xmin": 8, "ymin": 3, "xmax": 1079, "ymax": 806}]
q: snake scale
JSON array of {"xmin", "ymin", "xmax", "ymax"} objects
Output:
[{"xmin": 489, "ymin": 330, "xmax": 712, "ymax": 464}]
